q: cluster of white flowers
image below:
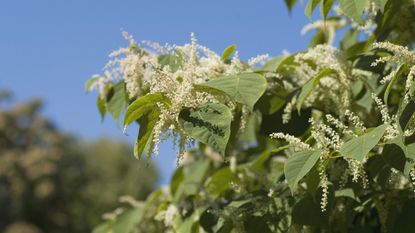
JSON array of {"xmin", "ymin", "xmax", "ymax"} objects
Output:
[
  {"xmin": 269, "ymin": 132, "xmax": 310, "ymax": 151},
  {"xmin": 318, "ymin": 157, "xmax": 329, "ymax": 212},
  {"xmin": 282, "ymin": 44, "xmax": 371, "ymax": 123},
  {"xmin": 371, "ymin": 94, "xmax": 400, "ymax": 140},
  {"xmin": 344, "ymin": 110, "xmax": 366, "ymax": 132},
  {"xmin": 248, "ymin": 54, "xmax": 270, "ymax": 66},
  {"xmin": 346, "ymin": 158, "xmax": 369, "ymax": 188},
  {"xmin": 93, "ymin": 32, "xmax": 267, "ymax": 158},
  {"xmin": 325, "ymin": 114, "xmax": 356, "ymax": 137},
  {"xmin": 309, "ymin": 117, "xmax": 343, "ymax": 151},
  {"xmin": 372, "ymin": 42, "xmax": 415, "ymax": 103},
  {"xmin": 410, "ymin": 167, "xmax": 415, "ymax": 191},
  {"xmin": 354, "ymin": 1, "xmax": 379, "ymax": 34},
  {"xmin": 270, "ymin": 109, "xmax": 395, "ymax": 211},
  {"xmin": 155, "ymin": 204, "xmax": 178, "ymax": 228},
  {"xmin": 334, "ymin": 1, "xmax": 379, "ymax": 35},
  {"xmin": 102, "ymin": 32, "xmax": 158, "ymax": 99}
]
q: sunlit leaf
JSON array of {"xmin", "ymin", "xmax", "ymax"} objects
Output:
[
  {"xmin": 123, "ymin": 92, "xmax": 169, "ymax": 128},
  {"xmin": 339, "ymin": 0, "xmax": 367, "ymax": 24},
  {"xmin": 199, "ymin": 73, "xmax": 267, "ymax": 110},
  {"xmin": 107, "ymin": 81, "xmax": 127, "ymax": 123},
  {"xmin": 113, "ymin": 208, "xmax": 143, "ymax": 233},
  {"xmin": 85, "ymin": 76, "xmax": 100, "ymax": 91},
  {"xmin": 305, "ymin": 0, "xmax": 321, "ymax": 19},
  {"xmin": 285, "ymin": 149, "xmax": 322, "ymax": 192},
  {"xmin": 340, "ymin": 124, "xmax": 388, "ymax": 162},
  {"xmin": 320, "ymin": 0, "xmax": 335, "ymax": 19},
  {"xmin": 158, "ymin": 54, "xmax": 182, "ymax": 72},
  {"xmin": 179, "ymin": 103, "xmax": 232, "ymax": 155},
  {"xmin": 384, "ymin": 64, "xmax": 407, "ymax": 104},
  {"xmin": 97, "ymin": 96, "xmax": 106, "ymax": 120},
  {"xmin": 221, "ymin": 44, "xmax": 237, "ymax": 62},
  {"xmin": 134, "ymin": 110, "xmax": 159, "ymax": 159}
]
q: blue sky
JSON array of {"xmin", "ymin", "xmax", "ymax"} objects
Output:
[{"xmin": 0, "ymin": 0, "xmax": 313, "ymax": 185}]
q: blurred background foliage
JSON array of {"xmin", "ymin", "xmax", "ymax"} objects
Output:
[{"xmin": 0, "ymin": 91, "xmax": 159, "ymax": 233}]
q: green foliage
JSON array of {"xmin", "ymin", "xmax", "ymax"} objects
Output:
[
  {"xmin": 179, "ymin": 103, "xmax": 232, "ymax": 156},
  {"xmin": 123, "ymin": 92, "xmax": 169, "ymax": 128},
  {"xmin": 340, "ymin": 124, "xmax": 388, "ymax": 162},
  {"xmin": 296, "ymin": 68, "xmax": 336, "ymax": 113},
  {"xmin": 85, "ymin": 76, "xmax": 100, "ymax": 91},
  {"xmin": 384, "ymin": 64, "xmax": 407, "ymax": 104},
  {"xmin": 284, "ymin": 0, "xmax": 297, "ymax": 12},
  {"xmin": 305, "ymin": 0, "xmax": 321, "ymax": 19},
  {"xmin": 221, "ymin": 44, "xmax": 237, "ymax": 62},
  {"xmin": 199, "ymin": 73, "xmax": 267, "ymax": 110},
  {"xmin": 320, "ymin": 0, "xmax": 335, "ymax": 19},
  {"xmin": 339, "ymin": 0, "xmax": 366, "ymax": 24},
  {"xmin": 134, "ymin": 110, "xmax": 159, "ymax": 159},
  {"xmin": 89, "ymin": 1, "xmax": 415, "ymax": 232},
  {"xmin": 107, "ymin": 81, "xmax": 128, "ymax": 123},
  {"xmin": 284, "ymin": 149, "xmax": 322, "ymax": 192},
  {"xmin": 158, "ymin": 54, "xmax": 182, "ymax": 72},
  {"xmin": 399, "ymin": 99, "xmax": 415, "ymax": 131}
]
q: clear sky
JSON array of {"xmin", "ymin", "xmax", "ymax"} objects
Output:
[{"xmin": 0, "ymin": 0, "xmax": 313, "ymax": 185}]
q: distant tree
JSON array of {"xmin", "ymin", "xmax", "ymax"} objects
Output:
[{"xmin": 0, "ymin": 93, "xmax": 158, "ymax": 233}]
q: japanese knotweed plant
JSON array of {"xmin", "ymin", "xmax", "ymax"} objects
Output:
[
  {"xmin": 87, "ymin": 32, "xmax": 268, "ymax": 160},
  {"xmin": 89, "ymin": 0, "xmax": 415, "ymax": 232}
]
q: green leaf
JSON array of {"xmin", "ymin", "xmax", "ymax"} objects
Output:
[
  {"xmin": 113, "ymin": 208, "xmax": 143, "ymax": 233},
  {"xmin": 384, "ymin": 64, "xmax": 407, "ymax": 105},
  {"xmin": 373, "ymin": 0, "xmax": 388, "ymax": 12},
  {"xmin": 170, "ymin": 167, "xmax": 185, "ymax": 196},
  {"xmin": 250, "ymin": 150, "xmax": 272, "ymax": 174},
  {"xmin": 305, "ymin": 166, "xmax": 321, "ymax": 198},
  {"xmin": 320, "ymin": 0, "xmax": 335, "ymax": 19},
  {"xmin": 85, "ymin": 76, "xmax": 100, "ymax": 91},
  {"xmin": 340, "ymin": 124, "xmax": 388, "ymax": 162},
  {"xmin": 179, "ymin": 103, "xmax": 232, "ymax": 156},
  {"xmin": 199, "ymin": 73, "xmax": 267, "ymax": 110},
  {"xmin": 305, "ymin": 0, "xmax": 321, "ymax": 19},
  {"xmin": 255, "ymin": 94, "xmax": 286, "ymax": 115},
  {"xmin": 381, "ymin": 143, "xmax": 406, "ymax": 172},
  {"xmin": 284, "ymin": 0, "xmax": 297, "ymax": 12},
  {"xmin": 97, "ymin": 97, "xmax": 107, "ymax": 120},
  {"xmin": 339, "ymin": 0, "xmax": 367, "ymax": 24},
  {"xmin": 335, "ymin": 188, "xmax": 357, "ymax": 200},
  {"xmin": 340, "ymin": 29, "xmax": 359, "ymax": 51},
  {"xmin": 107, "ymin": 82, "xmax": 127, "ymax": 123},
  {"xmin": 206, "ymin": 167, "xmax": 237, "ymax": 197},
  {"xmin": 296, "ymin": 68, "xmax": 336, "ymax": 113},
  {"xmin": 239, "ymin": 111, "xmax": 259, "ymax": 145},
  {"xmin": 134, "ymin": 110, "xmax": 159, "ymax": 159},
  {"xmin": 284, "ymin": 149, "xmax": 322, "ymax": 192},
  {"xmin": 92, "ymin": 222, "xmax": 112, "ymax": 233},
  {"xmin": 174, "ymin": 159, "xmax": 210, "ymax": 201},
  {"xmin": 221, "ymin": 44, "xmax": 237, "ymax": 62},
  {"xmin": 308, "ymin": 29, "xmax": 328, "ymax": 47},
  {"xmin": 345, "ymin": 41, "xmax": 371, "ymax": 58},
  {"xmin": 390, "ymin": 137, "xmax": 415, "ymax": 175},
  {"xmin": 158, "ymin": 54, "xmax": 181, "ymax": 72},
  {"xmin": 259, "ymin": 56, "xmax": 284, "ymax": 72},
  {"xmin": 399, "ymin": 99, "xmax": 415, "ymax": 132},
  {"xmin": 123, "ymin": 92, "xmax": 169, "ymax": 128}
]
